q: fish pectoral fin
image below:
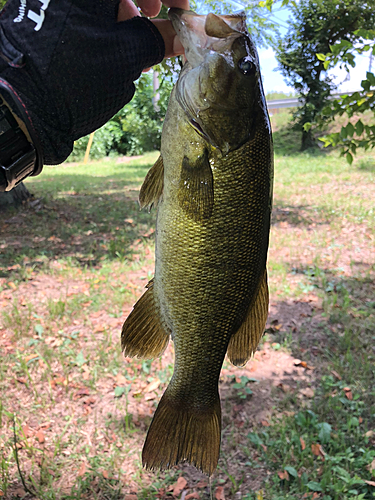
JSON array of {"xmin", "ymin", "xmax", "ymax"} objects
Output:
[
  {"xmin": 178, "ymin": 150, "xmax": 214, "ymax": 222},
  {"xmin": 227, "ymin": 269, "xmax": 269, "ymax": 367},
  {"xmin": 121, "ymin": 279, "xmax": 170, "ymax": 359},
  {"xmin": 142, "ymin": 389, "xmax": 221, "ymax": 476},
  {"xmin": 139, "ymin": 155, "xmax": 164, "ymax": 210}
]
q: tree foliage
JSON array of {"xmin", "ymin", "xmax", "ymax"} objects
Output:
[
  {"xmin": 69, "ymin": 70, "xmax": 174, "ymax": 160},
  {"xmin": 316, "ymin": 29, "xmax": 375, "ymax": 164},
  {"xmin": 274, "ymin": 0, "xmax": 375, "ymax": 151},
  {"xmin": 72, "ymin": 0, "xmax": 278, "ymax": 160}
]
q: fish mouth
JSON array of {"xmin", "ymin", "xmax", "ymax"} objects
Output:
[{"xmin": 168, "ymin": 8, "xmax": 246, "ymax": 69}]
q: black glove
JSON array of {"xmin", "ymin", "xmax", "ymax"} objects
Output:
[{"xmin": 0, "ymin": 0, "xmax": 165, "ymax": 165}]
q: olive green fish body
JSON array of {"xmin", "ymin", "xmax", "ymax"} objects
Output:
[{"xmin": 121, "ymin": 8, "xmax": 273, "ymax": 475}]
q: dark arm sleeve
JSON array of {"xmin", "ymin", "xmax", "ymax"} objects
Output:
[{"xmin": 0, "ymin": 0, "xmax": 165, "ymax": 164}]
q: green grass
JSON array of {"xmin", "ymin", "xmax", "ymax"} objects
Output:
[{"xmin": 0, "ymin": 141, "xmax": 374, "ymax": 499}]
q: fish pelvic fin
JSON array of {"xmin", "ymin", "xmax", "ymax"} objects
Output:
[
  {"xmin": 178, "ymin": 150, "xmax": 214, "ymax": 222},
  {"xmin": 142, "ymin": 389, "xmax": 221, "ymax": 476},
  {"xmin": 139, "ymin": 155, "xmax": 164, "ymax": 210},
  {"xmin": 121, "ymin": 279, "xmax": 170, "ymax": 359},
  {"xmin": 227, "ymin": 269, "xmax": 269, "ymax": 367}
]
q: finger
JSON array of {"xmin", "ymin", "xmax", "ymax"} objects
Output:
[
  {"xmin": 137, "ymin": 0, "xmax": 162, "ymax": 18},
  {"xmin": 162, "ymin": 0, "xmax": 190, "ymax": 10},
  {"xmin": 117, "ymin": 0, "xmax": 141, "ymax": 21},
  {"xmin": 151, "ymin": 19, "xmax": 184, "ymax": 59}
]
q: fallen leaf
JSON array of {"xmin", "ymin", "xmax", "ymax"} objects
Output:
[
  {"xmin": 83, "ymin": 397, "xmax": 96, "ymax": 406},
  {"xmin": 115, "ymin": 373, "xmax": 127, "ymax": 386},
  {"xmin": 331, "ymin": 370, "xmax": 342, "ymax": 380},
  {"xmin": 16, "ymin": 377, "xmax": 26, "ymax": 384},
  {"xmin": 144, "ymin": 379, "xmax": 160, "ymax": 393},
  {"xmin": 261, "ymin": 420, "xmax": 270, "ymax": 427},
  {"xmin": 300, "ymin": 387, "xmax": 314, "ymax": 398},
  {"xmin": 73, "ymin": 387, "xmax": 90, "ymax": 400},
  {"xmin": 197, "ymin": 480, "xmax": 208, "ymax": 488},
  {"xmin": 36, "ymin": 430, "xmax": 45, "ymax": 444},
  {"xmin": 24, "ymin": 354, "xmax": 39, "ymax": 363},
  {"xmin": 77, "ymin": 462, "xmax": 86, "ymax": 476},
  {"xmin": 300, "ymin": 436, "xmax": 306, "ymax": 450},
  {"xmin": 124, "ymin": 496, "xmax": 137, "ymax": 500},
  {"xmin": 215, "ymin": 486, "xmax": 225, "ymax": 500},
  {"xmin": 365, "ymin": 430, "xmax": 374, "ymax": 438},
  {"xmin": 278, "ymin": 383, "xmax": 291, "ymax": 393},
  {"xmin": 345, "ymin": 390, "xmax": 353, "ymax": 400},
  {"xmin": 14, "ymin": 488, "xmax": 26, "ymax": 497},
  {"xmin": 312, "ymin": 494, "xmax": 320, "ymax": 499},
  {"xmin": 368, "ymin": 459, "xmax": 375, "ymax": 471},
  {"xmin": 343, "ymin": 387, "xmax": 351, "ymax": 392},
  {"xmin": 39, "ymin": 422, "xmax": 51, "ymax": 429},
  {"xmin": 293, "ymin": 359, "xmax": 302, "ymax": 366},
  {"xmin": 365, "ymin": 480, "xmax": 375, "ymax": 487},
  {"xmin": 94, "ymin": 324, "xmax": 106, "ymax": 333},
  {"xmin": 278, "ymin": 470, "xmax": 290, "ymax": 481},
  {"xmin": 186, "ymin": 493, "xmax": 200, "ymax": 500},
  {"xmin": 102, "ymin": 470, "xmax": 109, "ymax": 479},
  {"xmin": 311, "ymin": 443, "xmax": 326, "ymax": 460},
  {"xmin": 169, "ymin": 477, "xmax": 187, "ymax": 497},
  {"xmin": 22, "ymin": 424, "xmax": 32, "ymax": 438}
]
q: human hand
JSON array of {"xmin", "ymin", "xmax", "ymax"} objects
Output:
[{"xmin": 118, "ymin": 0, "xmax": 190, "ymax": 58}]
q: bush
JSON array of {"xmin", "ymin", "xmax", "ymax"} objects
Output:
[{"xmin": 68, "ymin": 71, "xmax": 174, "ymax": 161}]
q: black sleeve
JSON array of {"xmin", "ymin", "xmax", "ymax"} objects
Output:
[{"xmin": 0, "ymin": 0, "xmax": 165, "ymax": 164}]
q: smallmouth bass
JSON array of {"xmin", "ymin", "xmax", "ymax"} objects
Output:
[{"xmin": 121, "ymin": 8, "xmax": 273, "ymax": 475}]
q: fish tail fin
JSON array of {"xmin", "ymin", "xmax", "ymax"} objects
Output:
[{"xmin": 142, "ymin": 389, "xmax": 221, "ymax": 476}]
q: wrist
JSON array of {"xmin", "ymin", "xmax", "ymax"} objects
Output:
[{"xmin": 0, "ymin": 79, "xmax": 43, "ymax": 192}]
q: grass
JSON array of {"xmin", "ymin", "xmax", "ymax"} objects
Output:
[{"xmin": 0, "ymin": 133, "xmax": 374, "ymax": 499}]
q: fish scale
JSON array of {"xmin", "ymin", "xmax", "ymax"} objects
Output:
[{"xmin": 121, "ymin": 8, "xmax": 273, "ymax": 475}]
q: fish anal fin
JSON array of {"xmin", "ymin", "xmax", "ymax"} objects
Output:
[
  {"xmin": 142, "ymin": 389, "xmax": 221, "ymax": 476},
  {"xmin": 139, "ymin": 155, "xmax": 164, "ymax": 210},
  {"xmin": 227, "ymin": 269, "xmax": 269, "ymax": 367},
  {"xmin": 178, "ymin": 150, "xmax": 214, "ymax": 222},
  {"xmin": 121, "ymin": 279, "xmax": 170, "ymax": 359}
]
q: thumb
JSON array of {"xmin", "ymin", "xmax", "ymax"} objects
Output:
[{"xmin": 118, "ymin": 0, "xmax": 140, "ymax": 21}]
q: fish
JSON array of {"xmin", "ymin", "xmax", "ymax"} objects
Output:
[{"xmin": 121, "ymin": 8, "xmax": 273, "ymax": 476}]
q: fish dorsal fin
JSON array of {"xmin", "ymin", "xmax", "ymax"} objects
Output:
[
  {"xmin": 205, "ymin": 12, "xmax": 247, "ymax": 38},
  {"xmin": 139, "ymin": 155, "xmax": 164, "ymax": 210},
  {"xmin": 178, "ymin": 149, "xmax": 214, "ymax": 222},
  {"xmin": 205, "ymin": 13, "xmax": 237, "ymax": 38},
  {"xmin": 227, "ymin": 269, "xmax": 269, "ymax": 367},
  {"xmin": 221, "ymin": 12, "xmax": 248, "ymax": 34}
]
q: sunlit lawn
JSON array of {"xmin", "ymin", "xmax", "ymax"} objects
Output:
[{"xmin": 0, "ymin": 142, "xmax": 374, "ymax": 499}]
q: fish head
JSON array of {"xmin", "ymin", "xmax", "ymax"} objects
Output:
[{"xmin": 169, "ymin": 8, "xmax": 268, "ymax": 154}]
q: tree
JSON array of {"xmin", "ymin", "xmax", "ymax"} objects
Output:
[
  {"xmin": 274, "ymin": 0, "xmax": 375, "ymax": 150},
  {"xmin": 316, "ymin": 30, "xmax": 375, "ymax": 163}
]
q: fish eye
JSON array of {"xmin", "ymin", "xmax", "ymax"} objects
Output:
[{"xmin": 238, "ymin": 57, "xmax": 255, "ymax": 75}]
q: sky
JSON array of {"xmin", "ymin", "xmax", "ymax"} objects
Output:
[{"xmin": 198, "ymin": 0, "xmax": 373, "ymax": 97}]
